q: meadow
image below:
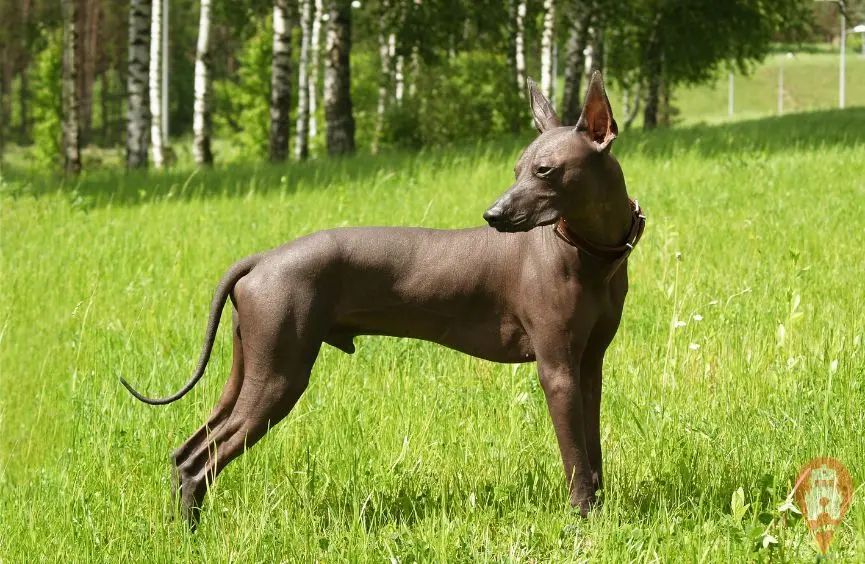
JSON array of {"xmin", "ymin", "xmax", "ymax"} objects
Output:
[{"xmin": 2, "ymin": 68, "xmax": 865, "ymax": 560}]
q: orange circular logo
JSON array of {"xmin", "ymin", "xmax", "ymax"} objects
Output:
[{"xmin": 794, "ymin": 457, "xmax": 854, "ymax": 554}]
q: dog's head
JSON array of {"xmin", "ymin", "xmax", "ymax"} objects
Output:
[{"xmin": 483, "ymin": 72, "xmax": 620, "ymax": 232}]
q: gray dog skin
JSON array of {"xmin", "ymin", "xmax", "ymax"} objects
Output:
[{"xmin": 122, "ymin": 72, "xmax": 643, "ymax": 527}]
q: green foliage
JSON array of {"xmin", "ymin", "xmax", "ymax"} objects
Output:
[
  {"xmin": 213, "ymin": 17, "xmax": 275, "ymax": 161},
  {"xmin": 605, "ymin": 0, "xmax": 813, "ymax": 90},
  {"xmin": 380, "ymin": 51, "xmax": 525, "ymax": 149},
  {"xmin": 29, "ymin": 30, "xmax": 64, "ymax": 168}
]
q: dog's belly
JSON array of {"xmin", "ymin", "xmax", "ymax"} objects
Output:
[{"xmin": 327, "ymin": 308, "xmax": 535, "ymax": 363}]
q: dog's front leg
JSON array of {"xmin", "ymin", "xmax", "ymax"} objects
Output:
[{"xmin": 537, "ymin": 354, "xmax": 596, "ymax": 516}]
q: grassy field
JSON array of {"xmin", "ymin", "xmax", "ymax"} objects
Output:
[{"xmin": 2, "ymin": 106, "xmax": 865, "ymax": 561}]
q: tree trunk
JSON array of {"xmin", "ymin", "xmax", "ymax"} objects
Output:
[
  {"xmin": 324, "ymin": 0, "xmax": 355, "ymax": 156},
  {"xmin": 394, "ymin": 55, "xmax": 405, "ymax": 104},
  {"xmin": 407, "ymin": 0, "xmax": 421, "ymax": 98},
  {"xmin": 372, "ymin": 4, "xmax": 391, "ymax": 155},
  {"xmin": 269, "ymin": 0, "xmax": 292, "ymax": 162},
  {"xmin": 19, "ymin": 70, "xmax": 29, "ymax": 140},
  {"xmin": 0, "ymin": 68, "xmax": 6, "ymax": 164},
  {"xmin": 308, "ymin": 0, "xmax": 322, "ymax": 139},
  {"xmin": 659, "ymin": 78, "xmax": 671, "ymax": 126},
  {"xmin": 62, "ymin": 0, "xmax": 82, "ymax": 174},
  {"xmin": 126, "ymin": 0, "xmax": 150, "ymax": 168},
  {"xmin": 100, "ymin": 72, "xmax": 108, "ymax": 142},
  {"xmin": 540, "ymin": 0, "xmax": 556, "ymax": 101},
  {"xmin": 80, "ymin": 0, "xmax": 100, "ymax": 146},
  {"xmin": 1, "ymin": 59, "xmax": 9, "ymax": 152},
  {"xmin": 643, "ymin": 55, "xmax": 661, "ymax": 131},
  {"xmin": 295, "ymin": 0, "xmax": 312, "ymax": 161},
  {"xmin": 622, "ymin": 83, "xmax": 641, "ymax": 131},
  {"xmin": 514, "ymin": 0, "xmax": 526, "ymax": 97},
  {"xmin": 561, "ymin": 6, "xmax": 590, "ymax": 125},
  {"xmin": 149, "ymin": 0, "xmax": 165, "ymax": 167},
  {"xmin": 583, "ymin": 24, "xmax": 603, "ymax": 87},
  {"xmin": 408, "ymin": 46, "xmax": 419, "ymax": 98},
  {"xmin": 193, "ymin": 0, "xmax": 213, "ymax": 166}
]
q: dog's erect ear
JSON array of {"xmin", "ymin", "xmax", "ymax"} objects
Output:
[
  {"xmin": 576, "ymin": 71, "xmax": 618, "ymax": 151},
  {"xmin": 528, "ymin": 78, "xmax": 561, "ymax": 133}
]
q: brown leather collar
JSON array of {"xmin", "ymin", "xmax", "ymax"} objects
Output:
[{"xmin": 554, "ymin": 198, "xmax": 646, "ymax": 281}]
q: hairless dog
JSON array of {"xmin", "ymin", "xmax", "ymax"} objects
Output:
[{"xmin": 122, "ymin": 72, "xmax": 646, "ymax": 527}]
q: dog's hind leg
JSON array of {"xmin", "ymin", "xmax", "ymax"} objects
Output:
[
  {"xmin": 175, "ymin": 344, "xmax": 318, "ymax": 527},
  {"xmin": 170, "ymin": 308, "xmax": 246, "ymax": 502},
  {"xmin": 174, "ymin": 281, "xmax": 328, "ymax": 527}
]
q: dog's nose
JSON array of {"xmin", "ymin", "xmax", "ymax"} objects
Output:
[{"xmin": 483, "ymin": 208, "xmax": 502, "ymax": 224}]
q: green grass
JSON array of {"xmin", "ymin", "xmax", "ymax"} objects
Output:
[{"xmin": 2, "ymin": 108, "xmax": 865, "ymax": 561}]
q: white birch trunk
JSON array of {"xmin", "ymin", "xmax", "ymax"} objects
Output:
[
  {"xmin": 515, "ymin": 1, "xmax": 526, "ymax": 95},
  {"xmin": 583, "ymin": 25, "xmax": 603, "ymax": 88},
  {"xmin": 62, "ymin": 0, "xmax": 81, "ymax": 174},
  {"xmin": 393, "ymin": 33, "xmax": 404, "ymax": 104},
  {"xmin": 540, "ymin": 0, "xmax": 556, "ymax": 100},
  {"xmin": 126, "ymin": 0, "xmax": 150, "ymax": 169},
  {"xmin": 193, "ymin": 0, "xmax": 213, "ymax": 165},
  {"xmin": 295, "ymin": 0, "xmax": 312, "ymax": 161},
  {"xmin": 149, "ymin": 0, "xmax": 165, "ymax": 168},
  {"xmin": 269, "ymin": 0, "xmax": 292, "ymax": 162},
  {"xmin": 308, "ymin": 0, "xmax": 322, "ymax": 138},
  {"xmin": 583, "ymin": 31, "xmax": 594, "ymax": 85}
]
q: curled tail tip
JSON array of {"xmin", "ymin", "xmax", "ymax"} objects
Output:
[{"xmin": 119, "ymin": 376, "xmax": 170, "ymax": 405}]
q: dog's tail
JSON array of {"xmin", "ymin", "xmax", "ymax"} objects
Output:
[{"xmin": 119, "ymin": 254, "xmax": 261, "ymax": 405}]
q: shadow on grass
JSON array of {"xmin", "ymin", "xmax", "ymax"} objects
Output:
[
  {"xmin": 2, "ymin": 136, "xmax": 524, "ymax": 210},
  {"xmin": 305, "ymin": 464, "xmax": 563, "ymax": 532},
  {"xmin": 615, "ymin": 107, "xmax": 865, "ymax": 160},
  {"xmin": 3, "ymin": 107, "xmax": 862, "ymax": 209}
]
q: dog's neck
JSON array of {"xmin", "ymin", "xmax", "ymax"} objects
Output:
[{"xmin": 561, "ymin": 185, "xmax": 633, "ymax": 249}]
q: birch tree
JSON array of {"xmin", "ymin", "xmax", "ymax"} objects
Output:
[
  {"xmin": 295, "ymin": 0, "xmax": 312, "ymax": 161},
  {"xmin": 540, "ymin": 0, "xmax": 556, "ymax": 101},
  {"xmin": 126, "ymin": 0, "xmax": 150, "ymax": 168},
  {"xmin": 149, "ymin": 0, "xmax": 166, "ymax": 168},
  {"xmin": 372, "ymin": 1, "xmax": 392, "ymax": 155},
  {"xmin": 561, "ymin": 4, "xmax": 591, "ymax": 125},
  {"xmin": 394, "ymin": 49, "xmax": 405, "ymax": 104},
  {"xmin": 193, "ymin": 0, "xmax": 213, "ymax": 165},
  {"xmin": 582, "ymin": 25, "xmax": 604, "ymax": 88},
  {"xmin": 269, "ymin": 0, "xmax": 292, "ymax": 162},
  {"xmin": 61, "ymin": 0, "xmax": 81, "ymax": 174},
  {"xmin": 514, "ymin": 0, "xmax": 526, "ymax": 98},
  {"xmin": 324, "ymin": 0, "xmax": 355, "ymax": 156},
  {"xmin": 407, "ymin": 0, "xmax": 421, "ymax": 98},
  {"xmin": 308, "ymin": 0, "xmax": 322, "ymax": 139}
]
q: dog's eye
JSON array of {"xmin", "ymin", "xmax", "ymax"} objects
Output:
[{"xmin": 535, "ymin": 166, "xmax": 556, "ymax": 178}]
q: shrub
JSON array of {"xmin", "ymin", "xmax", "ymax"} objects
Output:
[
  {"xmin": 30, "ymin": 30, "xmax": 64, "ymax": 168},
  {"xmin": 381, "ymin": 51, "xmax": 525, "ymax": 150},
  {"xmin": 213, "ymin": 17, "xmax": 274, "ymax": 161}
]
